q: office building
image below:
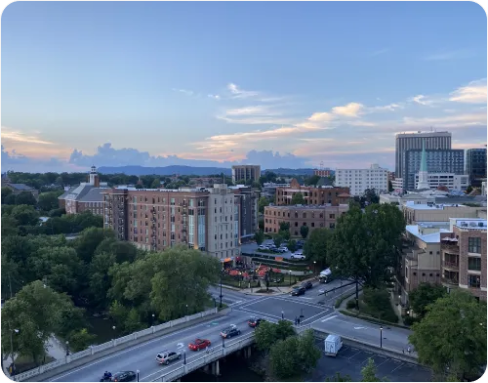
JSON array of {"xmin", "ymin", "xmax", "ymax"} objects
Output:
[
  {"xmin": 395, "ymin": 131, "xmax": 452, "ymax": 178},
  {"xmin": 440, "ymin": 218, "xmax": 487, "ymax": 301},
  {"xmin": 402, "ymin": 149, "xmax": 464, "ymax": 191},
  {"xmin": 402, "ymin": 201, "xmax": 485, "ymax": 225},
  {"xmin": 231, "ymin": 165, "xmax": 261, "ymax": 184},
  {"xmin": 261, "ymin": 182, "xmax": 290, "ymax": 200},
  {"xmin": 314, "ymin": 169, "xmax": 333, "ymax": 177},
  {"xmin": 229, "ymin": 185, "xmax": 260, "ymax": 240},
  {"xmin": 466, "ymin": 148, "xmax": 487, "ymax": 187},
  {"xmin": 335, "ymin": 164, "xmax": 389, "ymax": 196},
  {"xmin": 275, "ymin": 179, "xmax": 350, "ymax": 206},
  {"xmin": 414, "ymin": 173, "xmax": 469, "ymax": 192},
  {"xmin": 264, "ymin": 204, "xmax": 349, "ymax": 237}
]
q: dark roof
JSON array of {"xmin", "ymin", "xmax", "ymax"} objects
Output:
[
  {"xmin": 8, "ymin": 183, "xmax": 34, "ymax": 191},
  {"xmin": 79, "ymin": 188, "xmax": 105, "ymax": 202},
  {"xmin": 59, "ymin": 184, "xmax": 108, "ymax": 202}
]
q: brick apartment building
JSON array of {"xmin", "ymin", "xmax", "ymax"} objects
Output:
[
  {"xmin": 313, "ymin": 169, "xmax": 333, "ymax": 177},
  {"xmin": 264, "ymin": 204, "xmax": 349, "ymax": 237},
  {"xmin": 275, "ymin": 179, "xmax": 350, "ymax": 206},
  {"xmin": 440, "ymin": 218, "xmax": 487, "ymax": 301},
  {"xmin": 103, "ymin": 184, "xmax": 241, "ymax": 264}
]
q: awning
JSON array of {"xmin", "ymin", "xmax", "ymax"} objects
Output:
[{"xmin": 222, "ymin": 257, "xmax": 233, "ymax": 263}]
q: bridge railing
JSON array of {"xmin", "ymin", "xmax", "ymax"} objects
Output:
[
  {"xmin": 13, "ymin": 308, "xmax": 218, "ymax": 382},
  {"xmin": 151, "ymin": 333, "xmax": 256, "ymax": 382}
]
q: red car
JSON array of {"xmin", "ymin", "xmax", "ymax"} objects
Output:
[{"xmin": 188, "ymin": 338, "xmax": 211, "ymax": 351}]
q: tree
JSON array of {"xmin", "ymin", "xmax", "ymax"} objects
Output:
[
  {"xmin": 254, "ymin": 230, "xmax": 265, "ymax": 245},
  {"xmin": 409, "ymin": 283, "xmax": 447, "ymax": 319},
  {"xmin": 269, "ymin": 330, "xmax": 320, "ymax": 380},
  {"xmin": 150, "ymin": 178, "xmax": 161, "ymax": 188},
  {"xmin": 466, "ymin": 185, "xmax": 473, "ymax": 194},
  {"xmin": 291, "ymin": 192, "xmax": 305, "ymax": 205},
  {"xmin": 288, "ymin": 239, "xmax": 297, "ymax": 253},
  {"xmin": 409, "ymin": 289, "xmax": 487, "ymax": 380},
  {"xmin": 2, "ymin": 186, "xmax": 13, "ymax": 201},
  {"xmin": 1, "ymin": 281, "xmax": 73, "ymax": 366},
  {"xmin": 14, "ymin": 191, "xmax": 37, "ymax": 206},
  {"xmin": 38, "ymin": 191, "xmax": 62, "ymax": 212},
  {"xmin": 255, "ymin": 320, "xmax": 296, "ymax": 352},
  {"xmin": 73, "ymin": 227, "xmax": 115, "ymax": 263},
  {"xmin": 304, "ymin": 228, "xmax": 329, "ymax": 267},
  {"xmin": 124, "ymin": 308, "xmax": 143, "ymax": 334},
  {"xmin": 326, "ymin": 358, "xmax": 386, "ymax": 382},
  {"xmin": 328, "ymin": 203, "xmax": 404, "ymax": 287},
  {"xmin": 273, "ymin": 234, "xmax": 283, "ymax": 248},
  {"xmin": 10, "ymin": 205, "xmax": 39, "ymax": 226},
  {"xmin": 300, "ymin": 225, "xmax": 309, "ymax": 239},
  {"xmin": 305, "ymin": 175, "xmax": 321, "ymax": 186},
  {"xmin": 276, "ymin": 319, "xmax": 296, "ymax": 340},
  {"xmin": 68, "ymin": 328, "xmax": 96, "ymax": 352}
]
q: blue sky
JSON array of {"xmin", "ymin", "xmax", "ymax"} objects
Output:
[{"xmin": 2, "ymin": 1, "xmax": 487, "ymax": 172}]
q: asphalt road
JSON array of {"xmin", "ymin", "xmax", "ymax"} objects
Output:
[
  {"xmin": 311, "ymin": 313, "xmax": 414, "ymax": 354},
  {"xmin": 50, "ymin": 310, "xmax": 257, "ymax": 382}
]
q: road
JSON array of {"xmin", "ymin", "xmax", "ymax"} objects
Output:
[
  {"xmin": 46, "ymin": 283, "xmax": 413, "ymax": 382},
  {"xmin": 50, "ymin": 310, "xmax": 260, "ymax": 382}
]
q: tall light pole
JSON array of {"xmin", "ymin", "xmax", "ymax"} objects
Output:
[
  {"xmin": 65, "ymin": 341, "xmax": 70, "ymax": 356},
  {"xmin": 219, "ymin": 268, "xmax": 223, "ymax": 309},
  {"xmin": 379, "ymin": 326, "xmax": 383, "ymax": 349},
  {"xmin": 9, "ymin": 327, "xmax": 19, "ymax": 375}
]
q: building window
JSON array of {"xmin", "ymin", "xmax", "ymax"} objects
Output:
[
  {"xmin": 329, "ymin": 223, "xmax": 335, "ymax": 229},
  {"xmin": 295, "ymin": 222, "xmax": 298, "ymax": 227},
  {"xmin": 330, "ymin": 214, "xmax": 335, "ymax": 219},
  {"xmin": 311, "ymin": 222, "xmax": 315, "ymax": 227},
  {"xmin": 468, "ymin": 257, "xmax": 482, "ymax": 271},
  {"xmin": 468, "ymin": 274, "xmax": 481, "ymax": 288},
  {"xmin": 468, "ymin": 237, "xmax": 481, "ymax": 253}
]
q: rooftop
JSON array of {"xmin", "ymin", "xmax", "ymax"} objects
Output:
[
  {"xmin": 404, "ymin": 201, "xmax": 466, "ymax": 210},
  {"xmin": 451, "ymin": 218, "xmax": 487, "ymax": 230},
  {"xmin": 406, "ymin": 223, "xmax": 450, "ymax": 243},
  {"xmin": 8, "ymin": 183, "xmax": 35, "ymax": 191},
  {"xmin": 266, "ymin": 204, "xmax": 348, "ymax": 211}
]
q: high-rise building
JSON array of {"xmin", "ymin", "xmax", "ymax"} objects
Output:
[
  {"xmin": 230, "ymin": 185, "xmax": 260, "ymax": 240},
  {"xmin": 466, "ymin": 148, "xmax": 487, "ymax": 187},
  {"xmin": 416, "ymin": 141, "xmax": 430, "ymax": 190},
  {"xmin": 402, "ymin": 149, "xmax": 464, "ymax": 191},
  {"xmin": 335, "ymin": 164, "xmax": 389, "ymax": 196},
  {"xmin": 231, "ymin": 165, "xmax": 261, "ymax": 184},
  {"xmin": 395, "ymin": 131, "xmax": 452, "ymax": 177}
]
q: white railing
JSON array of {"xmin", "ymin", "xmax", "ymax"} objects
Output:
[
  {"xmin": 13, "ymin": 308, "xmax": 218, "ymax": 382},
  {"xmin": 151, "ymin": 333, "xmax": 255, "ymax": 382}
]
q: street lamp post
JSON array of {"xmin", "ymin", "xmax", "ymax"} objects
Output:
[
  {"xmin": 151, "ymin": 313, "xmax": 155, "ymax": 326},
  {"xmin": 289, "ymin": 270, "xmax": 292, "ymax": 286},
  {"xmin": 379, "ymin": 326, "xmax": 383, "ymax": 348},
  {"xmin": 313, "ymin": 261, "xmax": 317, "ymax": 276},
  {"xmin": 219, "ymin": 269, "xmax": 223, "ymax": 309},
  {"xmin": 9, "ymin": 328, "xmax": 19, "ymax": 375},
  {"xmin": 65, "ymin": 341, "xmax": 70, "ymax": 356}
]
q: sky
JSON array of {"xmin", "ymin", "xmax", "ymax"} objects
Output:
[{"xmin": 2, "ymin": 1, "xmax": 487, "ymax": 173}]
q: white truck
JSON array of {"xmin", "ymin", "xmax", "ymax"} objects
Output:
[
  {"xmin": 324, "ymin": 334, "xmax": 342, "ymax": 357},
  {"xmin": 319, "ymin": 268, "xmax": 332, "ymax": 283}
]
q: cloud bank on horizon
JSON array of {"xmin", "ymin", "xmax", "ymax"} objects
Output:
[{"xmin": 1, "ymin": 2, "xmax": 487, "ymax": 173}]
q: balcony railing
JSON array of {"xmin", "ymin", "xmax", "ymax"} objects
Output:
[
  {"xmin": 443, "ymin": 260, "xmax": 459, "ymax": 270},
  {"xmin": 441, "ymin": 243, "xmax": 459, "ymax": 253},
  {"xmin": 442, "ymin": 276, "xmax": 459, "ymax": 286}
]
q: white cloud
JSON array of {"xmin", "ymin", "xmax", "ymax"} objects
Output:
[
  {"xmin": 225, "ymin": 105, "xmax": 279, "ymax": 117},
  {"xmin": 402, "ymin": 112, "xmax": 487, "ymax": 129},
  {"xmin": 368, "ymin": 103, "xmax": 403, "ymax": 112},
  {"xmin": 331, "ymin": 102, "xmax": 364, "ymax": 117},
  {"xmin": 208, "ymin": 94, "xmax": 221, "ymax": 100},
  {"xmin": 172, "ymin": 88, "xmax": 194, "ymax": 96},
  {"xmin": 227, "ymin": 83, "xmax": 259, "ymax": 99},
  {"xmin": 449, "ymin": 79, "xmax": 487, "ymax": 104},
  {"xmin": 2, "ymin": 126, "xmax": 54, "ymax": 145},
  {"xmin": 424, "ymin": 49, "xmax": 473, "ymax": 61},
  {"xmin": 410, "ymin": 95, "xmax": 433, "ymax": 106}
]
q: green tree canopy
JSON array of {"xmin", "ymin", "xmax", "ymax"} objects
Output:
[
  {"xmin": 14, "ymin": 191, "xmax": 37, "ymax": 206},
  {"xmin": 254, "ymin": 230, "xmax": 265, "ymax": 245},
  {"xmin": 409, "ymin": 289, "xmax": 487, "ymax": 379},
  {"xmin": 10, "ymin": 205, "xmax": 39, "ymax": 226},
  {"xmin": 304, "ymin": 228, "xmax": 329, "ymax": 267},
  {"xmin": 300, "ymin": 225, "xmax": 309, "ymax": 239},
  {"xmin": 254, "ymin": 320, "xmax": 296, "ymax": 352},
  {"xmin": 38, "ymin": 191, "xmax": 63, "ymax": 211},
  {"xmin": 409, "ymin": 283, "xmax": 447, "ymax": 319},
  {"xmin": 305, "ymin": 175, "xmax": 321, "ymax": 186},
  {"xmin": 328, "ymin": 204, "xmax": 404, "ymax": 287},
  {"xmin": 291, "ymin": 192, "xmax": 305, "ymax": 205}
]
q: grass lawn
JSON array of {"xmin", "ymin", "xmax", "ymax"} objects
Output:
[
  {"xmin": 13, "ymin": 354, "xmax": 55, "ymax": 374},
  {"xmin": 344, "ymin": 287, "xmax": 399, "ymax": 324}
]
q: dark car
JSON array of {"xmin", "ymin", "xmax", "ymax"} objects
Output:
[
  {"xmin": 220, "ymin": 325, "xmax": 241, "ymax": 338},
  {"xmin": 248, "ymin": 317, "xmax": 265, "ymax": 328},
  {"xmin": 291, "ymin": 286, "xmax": 306, "ymax": 296},
  {"xmin": 112, "ymin": 371, "xmax": 136, "ymax": 382},
  {"xmin": 302, "ymin": 281, "xmax": 313, "ymax": 290}
]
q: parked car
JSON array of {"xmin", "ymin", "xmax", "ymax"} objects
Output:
[
  {"xmin": 290, "ymin": 251, "xmax": 305, "ymax": 259},
  {"xmin": 248, "ymin": 317, "xmax": 265, "ymax": 328},
  {"xmin": 188, "ymin": 338, "xmax": 211, "ymax": 351},
  {"xmin": 156, "ymin": 350, "xmax": 182, "ymax": 365},
  {"xmin": 271, "ymin": 248, "xmax": 281, "ymax": 253},
  {"xmin": 277, "ymin": 246, "xmax": 289, "ymax": 253},
  {"xmin": 258, "ymin": 245, "xmax": 269, "ymax": 250},
  {"xmin": 302, "ymin": 281, "xmax": 313, "ymax": 289},
  {"xmin": 291, "ymin": 286, "xmax": 306, "ymax": 296},
  {"xmin": 111, "ymin": 371, "xmax": 137, "ymax": 382},
  {"xmin": 220, "ymin": 324, "xmax": 241, "ymax": 338}
]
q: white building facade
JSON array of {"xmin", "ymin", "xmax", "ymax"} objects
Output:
[
  {"xmin": 414, "ymin": 173, "xmax": 469, "ymax": 191},
  {"xmin": 207, "ymin": 184, "xmax": 241, "ymax": 263},
  {"xmin": 335, "ymin": 164, "xmax": 389, "ymax": 196}
]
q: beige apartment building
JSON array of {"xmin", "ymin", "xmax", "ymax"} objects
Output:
[
  {"xmin": 440, "ymin": 218, "xmax": 487, "ymax": 301},
  {"xmin": 402, "ymin": 201, "xmax": 485, "ymax": 224},
  {"xmin": 397, "ymin": 222, "xmax": 449, "ymax": 309},
  {"xmin": 275, "ymin": 179, "xmax": 350, "ymax": 206},
  {"xmin": 231, "ymin": 165, "xmax": 261, "ymax": 184},
  {"xmin": 264, "ymin": 204, "xmax": 349, "ymax": 237},
  {"xmin": 103, "ymin": 185, "xmax": 241, "ymax": 264}
]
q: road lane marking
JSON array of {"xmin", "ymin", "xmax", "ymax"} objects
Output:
[{"xmin": 321, "ymin": 315, "xmax": 338, "ymax": 323}]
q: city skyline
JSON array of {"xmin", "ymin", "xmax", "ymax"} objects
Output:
[{"xmin": 2, "ymin": 1, "xmax": 487, "ymax": 173}]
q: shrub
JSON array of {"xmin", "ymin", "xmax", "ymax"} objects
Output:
[
  {"xmin": 346, "ymin": 299, "xmax": 356, "ymax": 310},
  {"xmin": 402, "ymin": 315, "xmax": 415, "ymax": 326}
]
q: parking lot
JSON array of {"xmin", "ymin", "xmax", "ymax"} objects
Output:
[
  {"xmin": 239, "ymin": 296, "xmax": 332, "ymax": 324},
  {"xmin": 307, "ymin": 343, "xmax": 432, "ymax": 382},
  {"xmin": 241, "ymin": 240, "xmax": 300, "ymax": 259}
]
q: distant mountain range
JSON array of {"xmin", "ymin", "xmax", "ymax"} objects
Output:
[{"xmin": 97, "ymin": 165, "xmax": 319, "ymax": 177}]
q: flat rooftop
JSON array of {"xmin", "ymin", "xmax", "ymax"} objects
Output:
[
  {"xmin": 404, "ymin": 201, "xmax": 466, "ymax": 210},
  {"xmin": 266, "ymin": 204, "xmax": 348, "ymax": 210}
]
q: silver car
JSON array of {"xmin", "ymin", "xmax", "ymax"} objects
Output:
[{"xmin": 156, "ymin": 350, "xmax": 182, "ymax": 365}]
